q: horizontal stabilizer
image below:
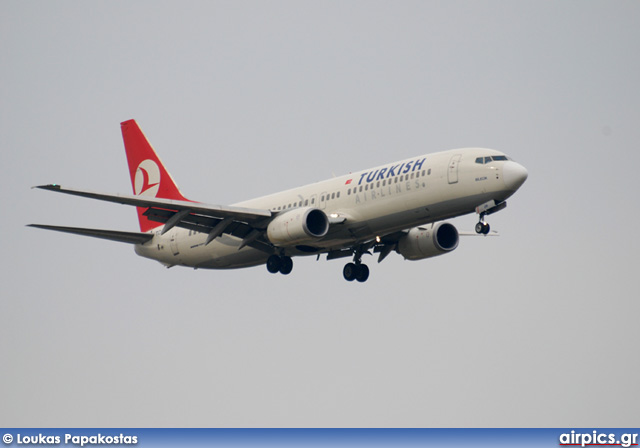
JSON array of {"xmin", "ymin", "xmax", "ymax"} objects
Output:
[
  {"xmin": 27, "ymin": 224, "xmax": 153, "ymax": 244},
  {"xmin": 458, "ymin": 230, "xmax": 499, "ymax": 236}
]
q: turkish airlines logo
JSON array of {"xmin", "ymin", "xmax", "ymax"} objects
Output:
[{"xmin": 134, "ymin": 159, "xmax": 160, "ymax": 197}]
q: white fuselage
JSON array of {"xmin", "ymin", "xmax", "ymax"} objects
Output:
[{"xmin": 135, "ymin": 148, "xmax": 523, "ymax": 269}]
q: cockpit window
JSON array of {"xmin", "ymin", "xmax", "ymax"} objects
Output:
[{"xmin": 476, "ymin": 155, "xmax": 510, "ymax": 164}]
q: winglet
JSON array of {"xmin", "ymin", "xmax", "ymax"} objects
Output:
[{"xmin": 34, "ymin": 184, "xmax": 62, "ymax": 190}]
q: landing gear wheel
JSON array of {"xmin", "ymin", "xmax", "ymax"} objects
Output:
[
  {"xmin": 343, "ymin": 263, "xmax": 357, "ymax": 281},
  {"xmin": 355, "ymin": 264, "xmax": 370, "ymax": 283},
  {"xmin": 266, "ymin": 255, "xmax": 282, "ymax": 274},
  {"xmin": 475, "ymin": 222, "xmax": 490, "ymax": 235},
  {"xmin": 279, "ymin": 256, "xmax": 293, "ymax": 275}
]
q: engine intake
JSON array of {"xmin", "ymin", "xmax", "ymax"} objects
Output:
[
  {"xmin": 396, "ymin": 222, "xmax": 459, "ymax": 261},
  {"xmin": 266, "ymin": 207, "xmax": 329, "ymax": 246}
]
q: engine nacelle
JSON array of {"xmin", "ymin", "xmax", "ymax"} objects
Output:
[
  {"xmin": 266, "ymin": 207, "xmax": 329, "ymax": 246},
  {"xmin": 396, "ymin": 222, "xmax": 459, "ymax": 261}
]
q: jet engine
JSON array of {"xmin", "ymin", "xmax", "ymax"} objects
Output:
[
  {"xmin": 266, "ymin": 207, "xmax": 329, "ymax": 246},
  {"xmin": 396, "ymin": 222, "xmax": 459, "ymax": 260}
]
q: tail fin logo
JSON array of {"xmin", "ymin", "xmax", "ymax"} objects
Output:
[{"xmin": 134, "ymin": 159, "xmax": 160, "ymax": 197}]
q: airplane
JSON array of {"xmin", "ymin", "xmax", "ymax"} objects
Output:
[{"xmin": 29, "ymin": 120, "xmax": 528, "ymax": 282}]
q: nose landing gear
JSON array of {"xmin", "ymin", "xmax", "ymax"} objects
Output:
[
  {"xmin": 475, "ymin": 218, "xmax": 490, "ymax": 235},
  {"xmin": 474, "ymin": 200, "xmax": 507, "ymax": 235}
]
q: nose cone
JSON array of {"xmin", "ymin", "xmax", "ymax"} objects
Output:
[{"xmin": 503, "ymin": 161, "xmax": 528, "ymax": 190}]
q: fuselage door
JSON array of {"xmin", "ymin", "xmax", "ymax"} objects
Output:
[
  {"xmin": 448, "ymin": 154, "xmax": 462, "ymax": 184},
  {"xmin": 170, "ymin": 231, "xmax": 180, "ymax": 256},
  {"xmin": 319, "ymin": 191, "xmax": 328, "ymax": 210}
]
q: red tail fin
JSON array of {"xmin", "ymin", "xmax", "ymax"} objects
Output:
[{"xmin": 121, "ymin": 119, "xmax": 189, "ymax": 232}]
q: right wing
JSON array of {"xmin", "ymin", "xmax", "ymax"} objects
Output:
[
  {"xmin": 33, "ymin": 184, "xmax": 276, "ymax": 252},
  {"xmin": 35, "ymin": 184, "xmax": 272, "ymax": 224}
]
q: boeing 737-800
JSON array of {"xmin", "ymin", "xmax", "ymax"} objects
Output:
[{"xmin": 29, "ymin": 120, "xmax": 528, "ymax": 282}]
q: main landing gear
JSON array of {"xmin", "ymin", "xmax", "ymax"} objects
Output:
[
  {"xmin": 266, "ymin": 254, "xmax": 293, "ymax": 275},
  {"xmin": 343, "ymin": 250, "xmax": 370, "ymax": 283},
  {"xmin": 266, "ymin": 248, "xmax": 372, "ymax": 282},
  {"xmin": 343, "ymin": 262, "xmax": 369, "ymax": 282}
]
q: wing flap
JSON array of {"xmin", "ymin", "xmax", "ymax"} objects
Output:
[{"xmin": 143, "ymin": 208, "xmax": 258, "ymax": 239}]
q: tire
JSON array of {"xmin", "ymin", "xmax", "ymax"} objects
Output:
[
  {"xmin": 355, "ymin": 264, "xmax": 370, "ymax": 283},
  {"xmin": 279, "ymin": 256, "xmax": 293, "ymax": 275},
  {"xmin": 475, "ymin": 222, "xmax": 484, "ymax": 234},
  {"xmin": 482, "ymin": 222, "xmax": 490, "ymax": 234},
  {"xmin": 266, "ymin": 255, "xmax": 281, "ymax": 274},
  {"xmin": 343, "ymin": 263, "xmax": 357, "ymax": 281}
]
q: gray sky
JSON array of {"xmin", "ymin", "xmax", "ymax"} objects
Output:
[{"xmin": 1, "ymin": 1, "xmax": 639, "ymax": 427}]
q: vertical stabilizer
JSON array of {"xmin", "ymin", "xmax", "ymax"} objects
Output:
[{"xmin": 121, "ymin": 119, "xmax": 190, "ymax": 232}]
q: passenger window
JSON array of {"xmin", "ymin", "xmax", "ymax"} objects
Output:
[
  {"xmin": 320, "ymin": 196, "xmax": 324, "ymax": 201},
  {"xmin": 359, "ymin": 186, "xmax": 363, "ymax": 192},
  {"xmin": 331, "ymin": 193, "xmax": 335, "ymax": 199},
  {"xmin": 337, "ymin": 192, "xmax": 340, "ymax": 198},
  {"xmin": 422, "ymin": 170, "xmax": 426, "ymax": 176},
  {"xmin": 394, "ymin": 177, "xmax": 398, "ymax": 183},
  {"xmin": 376, "ymin": 181, "xmax": 380, "ymax": 188},
  {"xmin": 304, "ymin": 199, "xmax": 309, "ymax": 206},
  {"xmin": 428, "ymin": 169, "xmax": 431, "ymax": 175},
  {"xmin": 311, "ymin": 198, "xmax": 315, "ymax": 204},
  {"xmin": 365, "ymin": 185, "xmax": 369, "ymax": 191},
  {"xmin": 411, "ymin": 173, "xmax": 414, "ymax": 179}
]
